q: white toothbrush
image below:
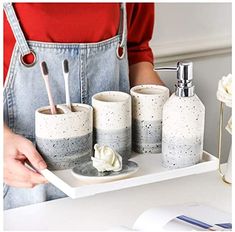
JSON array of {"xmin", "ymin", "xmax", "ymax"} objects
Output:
[
  {"xmin": 62, "ymin": 59, "xmax": 71, "ymax": 110},
  {"xmin": 40, "ymin": 61, "xmax": 57, "ymax": 114}
]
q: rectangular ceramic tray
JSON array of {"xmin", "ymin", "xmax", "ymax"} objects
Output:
[{"xmin": 41, "ymin": 151, "xmax": 218, "ymax": 199}]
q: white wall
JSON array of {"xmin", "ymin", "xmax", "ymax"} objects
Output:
[{"xmin": 150, "ymin": 3, "xmax": 232, "ymax": 162}]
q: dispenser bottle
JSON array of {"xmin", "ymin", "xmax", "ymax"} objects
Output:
[{"xmin": 155, "ymin": 61, "xmax": 205, "ymax": 169}]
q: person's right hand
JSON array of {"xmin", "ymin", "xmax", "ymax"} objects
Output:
[{"xmin": 4, "ymin": 125, "xmax": 48, "ymax": 188}]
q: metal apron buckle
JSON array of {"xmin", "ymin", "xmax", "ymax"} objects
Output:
[
  {"xmin": 20, "ymin": 49, "xmax": 37, "ymax": 67},
  {"xmin": 116, "ymin": 44, "xmax": 125, "ymax": 60}
]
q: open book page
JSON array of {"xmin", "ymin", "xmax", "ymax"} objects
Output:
[
  {"xmin": 133, "ymin": 207, "xmax": 185, "ymax": 231},
  {"xmin": 164, "ymin": 203, "xmax": 231, "ymax": 231},
  {"xmin": 132, "ymin": 203, "xmax": 231, "ymax": 231},
  {"xmin": 109, "ymin": 203, "xmax": 231, "ymax": 231}
]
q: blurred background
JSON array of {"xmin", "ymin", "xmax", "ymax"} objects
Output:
[{"xmin": 151, "ymin": 3, "xmax": 232, "ymax": 162}]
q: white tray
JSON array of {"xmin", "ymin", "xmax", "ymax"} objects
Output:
[{"xmin": 41, "ymin": 151, "xmax": 218, "ymax": 199}]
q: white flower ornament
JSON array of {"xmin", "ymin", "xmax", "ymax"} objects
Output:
[
  {"xmin": 217, "ymin": 74, "xmax": 232, "ymax": 134},
  {"xmin": 216, "ymin": 74, "xmax": 232, "ymax": 108},
  {"xmin": 91, "ymin": 144, "xmax": 122, "ymax": 172}
]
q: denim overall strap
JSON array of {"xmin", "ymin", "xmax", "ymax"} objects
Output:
[
  {"xmin": 119, "ymin": 3, "xmax": 127, "ymax": 48},
  {"xmin": 3, "ymin": 2, "xmax": 31, "ymax": 56}
]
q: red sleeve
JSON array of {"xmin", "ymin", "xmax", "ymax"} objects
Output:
[{"xmin": 126, "ymin": 3, "xmax": 154, "ymax": 66}]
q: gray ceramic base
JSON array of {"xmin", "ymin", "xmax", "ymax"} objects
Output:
[
  {"xmin": 94, "ymin": 127, "xmax": 131, "ymax": 164},
  {"xmin": 161, "ymin": 140, "xmax": 202, "ymax": 169},
  {"xmin": 36, "ymin": 133, "xmax": 92, "ymax": 170},
  {"xmin": 72, "ymin": 160, "xmax": 138, "ymax": 177},
  {"xmin": 132, "ymin": 119, "xmax": 162, "ymax": 154}
]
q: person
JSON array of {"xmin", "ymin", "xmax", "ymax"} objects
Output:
[{"xmin": 3, "ymin": 3, "xmax": 164, "ymax": 210}]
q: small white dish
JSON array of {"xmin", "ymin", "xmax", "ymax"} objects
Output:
[{"xmin": 71, "ymin": 161, "xmax": 139, "ymax": 183}]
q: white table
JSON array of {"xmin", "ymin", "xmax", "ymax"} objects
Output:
[{"xmin": 4, "ymin": 164, "xmax": 231, "ymax": 231}]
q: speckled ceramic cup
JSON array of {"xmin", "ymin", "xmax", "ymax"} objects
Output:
[
  {"xmin": 92, "ymin": 91, "xmax": 131, "ymax": 164},
  {"xmin": 130, "ymin": 85, "xmax": 169, "ymax": 154},
  {"xmin": 35, "ymin": 103, "xmax": 93, "ymax": 170}
]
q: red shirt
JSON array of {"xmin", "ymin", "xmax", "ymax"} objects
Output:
[{"xmin": 3, "ymin": 3, "xmax": 154, "ymax": 82}]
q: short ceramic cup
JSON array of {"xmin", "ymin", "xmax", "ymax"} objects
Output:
[
  {"xmin": 92, "ymin": 91, "xmax": 132, "ymax": 164},
  {"xmin": 130, "ymin": 85, "xmax": 169, "ymax": 154},
  {"xmin": 35, "ymin": 103, "xmax": 93, "ymax": 170}
]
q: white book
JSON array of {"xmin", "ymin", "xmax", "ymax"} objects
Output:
[{"xmin": 109, "ymin": 203, "xmax": 232, "ymax": 231}]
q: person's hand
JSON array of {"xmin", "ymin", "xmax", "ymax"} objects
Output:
[{"xmin": 4, "ymin": 125, "xmax": 48, "ymax": 188}]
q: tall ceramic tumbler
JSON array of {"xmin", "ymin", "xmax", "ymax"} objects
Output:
[
  {"xmin": 35, "ymin": 103, "xmax": 93, "ymax": 170},
  {"xmin": 92, "ymin": 91, "xmax": 132, "ymax": 164},
  {"xmin": 130, "ymin": 85, "xmax": 169, "ymax": 154}
]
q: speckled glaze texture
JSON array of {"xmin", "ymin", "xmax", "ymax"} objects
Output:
[
  {"xmin": 92, "ymin": 91, "xmax": 131, "ymax": 163},
  {"xmin": 130, "ymin": 85, "xmax": 169, "ymax": 154},
  {"xmin": 35, "ymin": 103, "xmax": 93, "ymax": 170},
  {"xmin": 162, "ymin": 93, "xmax": 205, "ymax": 169},
  {"xmin": 132, "ymin": 119, "xmax": 162, "ymax": 153},
  {"xmin": 36, "ymin": 133, "xmax": 92, "ymax": 170},
  {"xmin": 94, "ymin": 128, "xmax": 131, "ymax": 163}
]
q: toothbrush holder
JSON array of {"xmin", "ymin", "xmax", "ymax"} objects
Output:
[
  {"xmin": 35, "ymin": 103, "xmax": 93, "ymax": 170},
  {"xmin": 92, "ymin": 91, "xmax": 132, "ymax": 164},
  {"xmin": 130, "ymin": 85, "xmax": 169, "ymax": 154}
]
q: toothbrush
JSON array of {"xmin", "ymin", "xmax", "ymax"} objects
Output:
[
  {"xmin": 62, "ymin": 59, "xmax": 71, "ymax": 110},
  {"xmin": 40, "ymin": 61, "xmax": 57, "ymax": 114}
]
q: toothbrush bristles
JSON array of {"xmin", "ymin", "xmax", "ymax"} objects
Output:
[
  {"xmin": 41, "ymin": 61, "xmax": 48, "ymax": 75},
  {"xmin": 63, "ymin": 59, "xmax": 69, "ymax": 73}
]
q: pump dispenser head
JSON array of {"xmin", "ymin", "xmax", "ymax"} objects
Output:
[
  {"xmin": 154, "ymin": 61, "xmax": 195, "ymax": 97},
  {"xmin": 175, "ymin": 61, "xmax": 194, "ymax": 97}
]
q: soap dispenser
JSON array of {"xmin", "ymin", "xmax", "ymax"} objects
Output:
[{"xmin": 155, "ymin": 61, "xmax": 205, "ymax": 169}]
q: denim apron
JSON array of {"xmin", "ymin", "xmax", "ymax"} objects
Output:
[{"xmin": 3, "ymin": 3, "xmax": 129, "ymax": 210}]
